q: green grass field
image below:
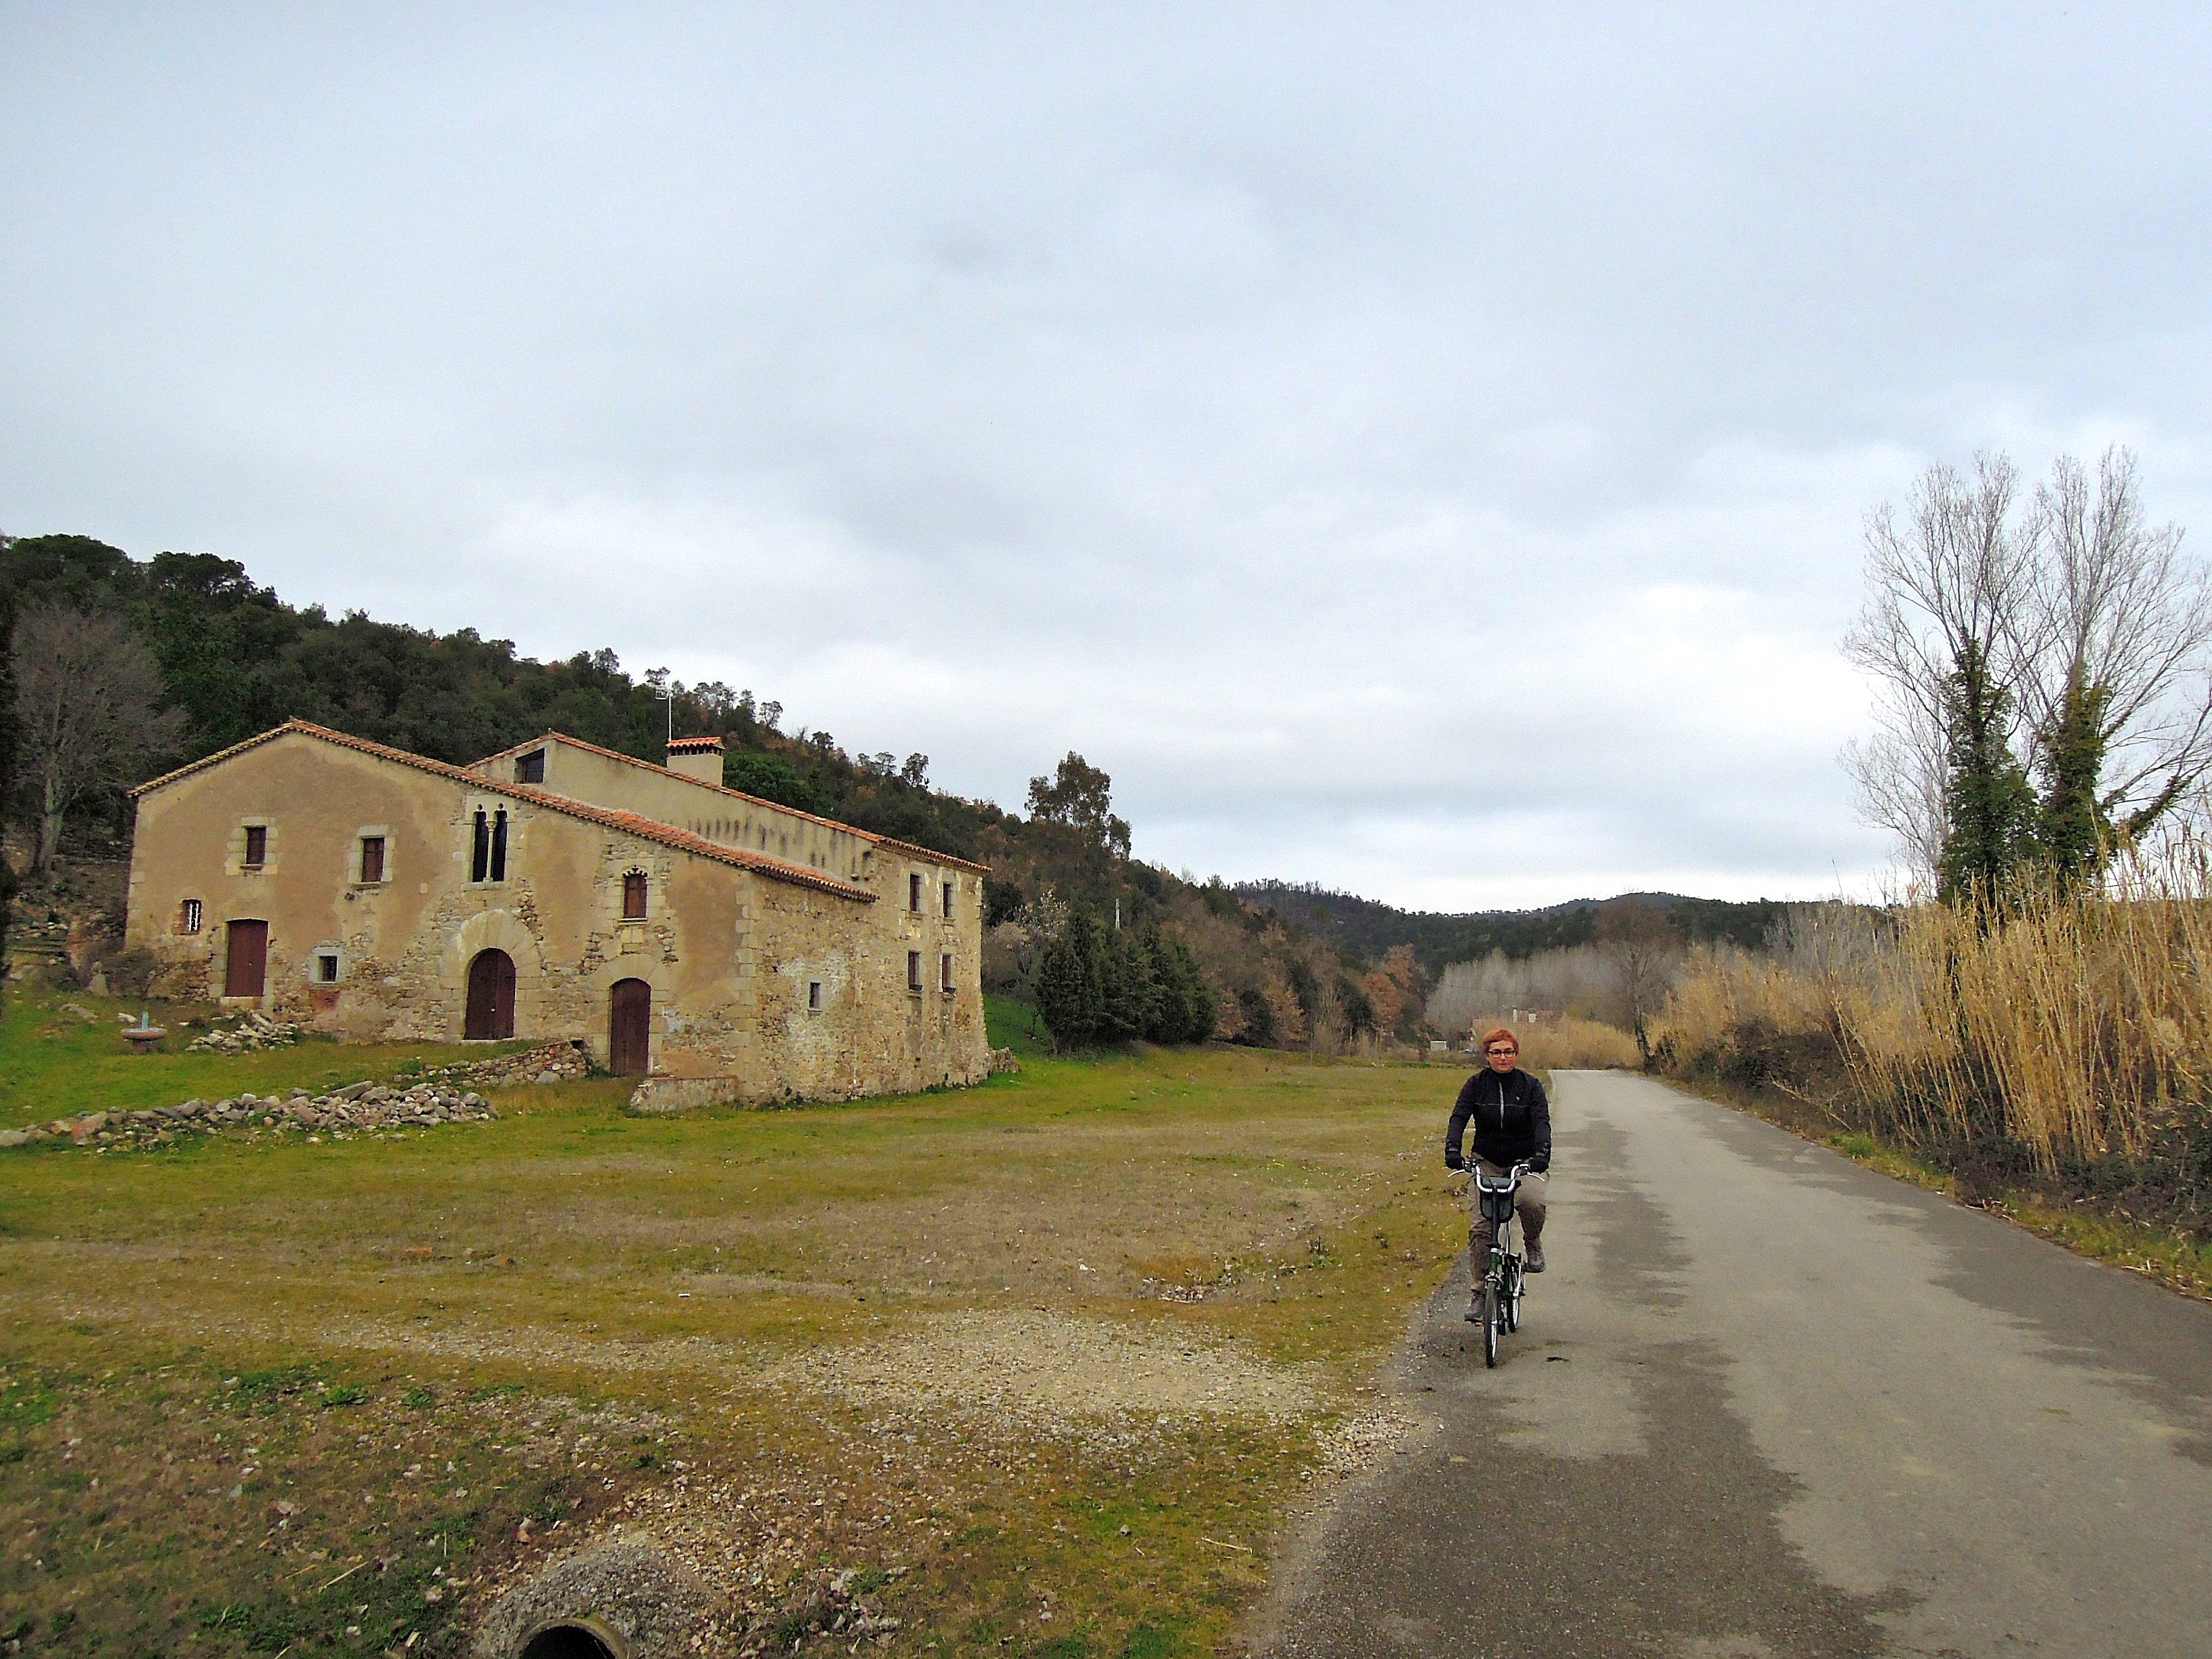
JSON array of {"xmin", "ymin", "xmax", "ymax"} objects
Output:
[
  {"xmin": 1, "ymin": 984, "xmax": 526, "ymax": 1129},
  {"xmin": 0, "ymin": 985, "xmax": 1469, "ymax": 1657}
]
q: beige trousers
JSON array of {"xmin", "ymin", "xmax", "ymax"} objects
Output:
[{"xmin": 1468, "ymin": 1160, "xmax": 1547, "ymax": 1261}]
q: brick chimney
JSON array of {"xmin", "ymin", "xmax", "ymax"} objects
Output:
[{"xmin": 666, "ymin": 734, "xmax": 725, "ymax": 785}]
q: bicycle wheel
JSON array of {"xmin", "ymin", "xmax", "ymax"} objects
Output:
[
  {"xmin": 1481, "ymin": 1279, "xmax": 1502, "ymax": 1368},
  {"xmin": 1504, "ymin": 1261, "xmax": 1521, "ymax": 1332}
]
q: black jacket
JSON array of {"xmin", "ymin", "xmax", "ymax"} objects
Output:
[{"xmin": 1446, "ymin": 1067, "xmax": 1552, "ymax": 1172}]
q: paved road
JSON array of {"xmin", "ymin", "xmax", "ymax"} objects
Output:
[{"xmin": 1254, "ymin": 1070, "xmax": 2212, "ymax": 1658}]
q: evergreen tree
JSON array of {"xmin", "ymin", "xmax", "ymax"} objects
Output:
[
  {"xmin": 1036, "ymin": 905, "xmax": 1106, "ymax": 1050},
  {"xmin": 1936, "ymin": 640, "xmax": 2039, "ymax": 908},
  {"xmin": 1176, "ymin": 942, "xmax": 1221, "ymax": 1043},
  {"xmin": 1099, "ymin": 924, "xmax": 1160, "ymax": 1042},
  {"xmin": 1236, "ymin": 985, "xmax": 1277, "ymax": 1047},
  {"xmin": 2035, "ymin": 676, "xmax": 2114, "ymax": 886},
  {"xmin": 1144, "ymin": 932, "xmax": 1193, "ymax": 1042}
]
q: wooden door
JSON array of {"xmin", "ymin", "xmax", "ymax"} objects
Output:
[
  {"xmin": 224, "ymin": 920, "xmax": 268, "ymax": 998},
  {"xmin": 465, "ymin": 949, "xmax": 516, "ymax": 1040},
  {"xmin": 609, "ymin": 979, "xmax": 651, "ymax": 1076}
]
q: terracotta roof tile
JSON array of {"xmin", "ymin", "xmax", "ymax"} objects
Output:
[
  {"xmin": 132, "ymin": 720, "xmax": 876, "ymax": 903},
  {"xmin": 474, "ymin": 731, "xmax": 994, "ymax": 876}
]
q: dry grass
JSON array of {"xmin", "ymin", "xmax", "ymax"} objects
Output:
[
  {"xmin": 1653, "ymin": 856, "xmax": 2212, "ymax": 1240},
  {"xmin": 0, "ymin": 998, "xmax": 1469, "ymax": 1656},
  {"xmin": 1508, "ymin": 1016, "xmax": 1642, "ymax": 1073}
]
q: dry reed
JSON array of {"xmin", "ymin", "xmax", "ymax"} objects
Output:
[
  {"xmin": 1652, "ymin": 855, "xmax": 2212, "ymax": 1229},
  {"xmin": 1492, "ymin": 1016, "xmax": 1643, "ymax": 1073}
]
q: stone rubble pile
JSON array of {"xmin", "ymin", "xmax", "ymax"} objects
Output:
[
  {"xmin": 0, "ymin": 1080, "xmax": 497, "ymax": 1152},
  {"xmin": 418, "ymin": 1040, "xmax": 594, "ymax": 1088},
  {"xmin": 186, "ymin": 1009, "xmax": 303, "ymax": 1052}
]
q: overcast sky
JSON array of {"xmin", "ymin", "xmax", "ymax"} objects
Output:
[{"xmin": 6, "ymin": 5, "xmax": 2209, "ymax": 909}]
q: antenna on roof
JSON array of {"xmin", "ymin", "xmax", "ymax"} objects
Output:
[{"xmin": 647, "ymin": 668, "xmax": 675, "ymax": 747}]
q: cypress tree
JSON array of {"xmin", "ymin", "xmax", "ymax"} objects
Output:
[
  {"xmin": 1140, "ymin": 930, "xmax": 1180, "ymax": 1043},
  {"xmin": 1099, "ymin": 925, "xmax": 1159, "ymax": 1042},
  {"xmin": 1176, "ymin": 943, "xmax": 1220, "ymax": 1043},
  {"xmin": 1036, "ymin": 905, "xmax": 1106, "ymax": 1050}
]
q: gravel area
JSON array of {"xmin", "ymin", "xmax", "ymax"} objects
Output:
[{"xmin": 770, "ymin": 1309, "xmax": 1327, "ymax": 1431}]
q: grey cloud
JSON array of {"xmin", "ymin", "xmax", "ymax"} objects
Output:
[{"xmin": 5, "ymin": 5, "xmax": 2209, "ymax": 905}]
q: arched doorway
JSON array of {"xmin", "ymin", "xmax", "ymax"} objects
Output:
[
  {"xmin": 465, "ymin": 948, "xmax": 516, "ymax": 1040},
  {"xmin": 609, "ymin": 978, "xmax": 652, "ymax": 1076}
]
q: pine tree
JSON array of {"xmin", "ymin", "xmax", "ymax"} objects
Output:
[{"xmin": 1036, "ymin": 905, "xmax": 1105, "ymax": 1050}]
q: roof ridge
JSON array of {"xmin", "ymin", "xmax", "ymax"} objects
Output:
[
  {"xmin": 134, "ymin": 720, "xmax": 876, "ymax": 902},
  {"xmin": 478, "ymin": 731, "xmax": 991, "ymax": 875}
]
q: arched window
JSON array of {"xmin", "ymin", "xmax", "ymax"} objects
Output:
[{"xmin": 622, "ymin": 869, "xmax": 648, "ymax": 919}]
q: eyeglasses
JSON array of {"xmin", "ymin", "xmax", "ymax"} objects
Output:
[{"xmin": 1485, "ymin": 1047, "xmax": 1517, "ymax": 1057}]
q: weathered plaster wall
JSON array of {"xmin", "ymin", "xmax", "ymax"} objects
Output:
[{"xmin": 125, "ymin": 729, "xmax": 991, "ymax": 1102}]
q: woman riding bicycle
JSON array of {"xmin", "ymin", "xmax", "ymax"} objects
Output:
[{"xmin": 1445, "ymin": 1027, "xmax": 1552, "ymax": 1318}]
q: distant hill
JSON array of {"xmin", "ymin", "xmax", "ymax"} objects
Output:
[{"xmin": 1231, "ymin": 880, "xmax": 1795, "ymax": 971}]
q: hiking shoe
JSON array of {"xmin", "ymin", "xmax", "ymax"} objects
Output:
[
  {"xmin": 1464, "ymin": 1293, "xmax": 1483, "ymax": 1324},
  {"xmin": 1525, "ymin": 1242, "xmax": 1547, "ymax": 1273}
]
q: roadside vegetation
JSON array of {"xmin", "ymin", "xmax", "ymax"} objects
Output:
[
  {"xmin": 1650, "ymin": 868, "xmax": 2212, "ymax": 1296},
  {"xmin": 0, "ymin": 993, "xmax": 1471, "ymax": 1656},
  {"xmin": 1645, "ymin": 445, "xmax": 2212, "ymax": 1294}
]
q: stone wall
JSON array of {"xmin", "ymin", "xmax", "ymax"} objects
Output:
[{"xmin": 124, "ymin": 726, "xmax": 993, "ymax": 1104}]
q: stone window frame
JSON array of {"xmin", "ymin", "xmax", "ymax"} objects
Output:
[
  {"xmin": 310, "ymin": 946, "xmax": 344, "ymax": 985},
  {"xmin": 941, "ymin": 879, "xmax": 955, "ymax": 920},
  {"xmin": 940, "ymin": 951, "xmax": 954, "ymax": 995},
  {"xmin": 908, "ymin": 872, "xmax": 924, "ymax": 912},
  {"xmin": 807, "ymin": 980, "xmax": 823, "ymax": 1014},
  {"xmin": 467, "ymin": 802, "xmax": 511, "ymax": 885},
  {"xmin": 178, "ymin": 898, "xmax": 203, "ymax": 935},
  {"xmin": 354, "ymin": 825, "xmax": 392, "ymax": 886},
  {"xmin": 621, "ymin": 867, "xmax": 649, "ymax": 921},
  {"xmin": 907, "ymin": 950, "xmax": 923, "ymax": 994},
  {"xmin": 232, "ymin": 819, "xmax": 274, "ymax": 876}
]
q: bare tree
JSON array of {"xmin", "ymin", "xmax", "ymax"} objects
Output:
[
  {"xmin": 1843, "ymin": 453, "xmax": 2032, "ymax": 887},
  {"xmin": 1593, "ymin": 901, "xmax": 1682, "ymax": 1065},
  {"xmin": 12, "ymin": 604, "xmax": 186, "ymax": 875},
  {"xmin": 2012, "ymin": 447, "xmax": 2212, "ymax": 844}
]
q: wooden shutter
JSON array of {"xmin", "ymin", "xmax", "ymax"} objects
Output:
[
  {"xmin": 623, "ymin": 871, "xmax": 648, "ymax": 918},
  {"xmin": 360, "ymin": 836, "xmax": 385, "ymax": 884},
  {"xmin": 243, "ymin": 825, "xmax": 267, "ymax": 867}
]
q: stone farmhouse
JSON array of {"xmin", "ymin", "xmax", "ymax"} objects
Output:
[{"xmin": 123, "ymin": 721, "xmax": 993, "ymax": 1105}]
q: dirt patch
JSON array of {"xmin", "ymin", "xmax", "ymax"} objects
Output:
[{"xmin": 771, "ymin": 1309, "xmax": 1328, "ymax": 1433}]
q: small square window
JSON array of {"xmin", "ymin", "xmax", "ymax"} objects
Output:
[
  {"xmin": 909, "ymin": 872, "xmax": 923, "ymax": 912},
  {"xmin": 514, "ymin": 748, "xmax": 546, "ymax": 784},
  {"xmin": 907, "ymin": 950, "xmax": 922, "ymax": 991},
  {"xmin": 180, "ymin": 899, "xmax": 203, "ymax": 935},
  {"xmin": 808, "ymin": 981, "xmax": 823, "ymax": 1012},
  {"xmin": 316, "ymin": 953, "xmax": 340, "ymax": 983},
  {"xmin": 243, "ymin": 825, "xmax": 268, "ymax": 867}
]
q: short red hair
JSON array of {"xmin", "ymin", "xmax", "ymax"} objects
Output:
[{"xmin": 1479, "ymin": 1027, "xmax": 1520, "ymax": 1054}]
